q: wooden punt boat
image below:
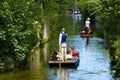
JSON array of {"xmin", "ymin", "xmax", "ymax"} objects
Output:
[
  {"xmin": 48, "ymin": 57, "xmax": 80, "ymax": 67},
  {"xmin": 80, "ymin": 34, "xmax": 92, "ymax": 38},
  {"xmin": 80, "ymin": 29, "xmax": 92, "ymax": 38}
]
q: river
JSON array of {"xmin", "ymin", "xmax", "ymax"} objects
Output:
[
  {"xmin": 47, "ymin": 35, "xmax": 113, "ymax": 80},
  {"xmin": 0, "ymin": 35, "xmax": 113, "ymax": 80}
]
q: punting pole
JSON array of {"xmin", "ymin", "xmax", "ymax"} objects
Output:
[{"xmin": 58, "ymin": 59, "xmax": 61, "ymax": 70}]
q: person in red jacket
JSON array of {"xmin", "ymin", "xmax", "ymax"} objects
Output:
[{"xmin": 70, "ymin": 45, "xmax": 79, "ymax": 57}]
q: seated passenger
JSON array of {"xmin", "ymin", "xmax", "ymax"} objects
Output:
[
  {"xmin": 51, "ymin": 50, "xmax": 59, "ymax": 61},
  {"xmin": 81, "ymin": 29, "xmax": 85, "ymax": 35},
  {"xmin": 66, "ymin": 50, "xmax": 72, "ymax": 60},
  {"xmin": 70, "ymin": 46, "xmax": 79, "ymax": 57}
]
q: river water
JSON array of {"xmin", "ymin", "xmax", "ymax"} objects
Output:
[
  {"xmin": 47, "ymin": 35, "xmax": 113, "ymax": 80},
  {"xmin": 0, "ymin": 35, "xmax": 113, "ymax": 80}
]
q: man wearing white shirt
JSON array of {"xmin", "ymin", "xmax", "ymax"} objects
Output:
[
  {"xmin": 85, "ymin": 17, "xmax": 90, "ymax": 35},
  {"xmin": 59, "ymin": 28, "xmax": 67, "ymax": 61}
]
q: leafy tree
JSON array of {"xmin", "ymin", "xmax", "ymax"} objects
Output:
[
  {"xmin": 0, "ymin": 0, "xmax": 77, "ymax": 71},
  {"xmin": 0, "ymin": 0, "xmax": 43, "ymax": 69},
  {"xmin": 38, "ymin": 0, "xmax": 76, "ymax": 39},
  {"xmin": 77, "ymin": 0, "xmax": 120, "ymax": 77}
]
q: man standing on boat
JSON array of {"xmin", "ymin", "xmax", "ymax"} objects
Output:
[
  {"xmin": 85, "ymin": 17, "xmax": 91, "ymax": 35},
  {"xmin": 59, "ymin": 28, "xmax": 68, "ymax": 61}
]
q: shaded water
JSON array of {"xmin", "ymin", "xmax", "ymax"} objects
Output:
[
  {"xmin": 0, "ymin": 35, "xmax": 113, "ymax": 80},
  {"xmin": 48, "ymin": 35, "xmax": 113, "ymax": 80}
]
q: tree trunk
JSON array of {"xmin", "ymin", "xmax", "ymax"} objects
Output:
[{"xmin": 43, "ymin": 21, "xmax": 49, "ymax": 41}]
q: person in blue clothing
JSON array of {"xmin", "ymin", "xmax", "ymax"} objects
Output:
[{"xmin": 59, "ymin": 28, "xmax": 68, "ymax": 61}]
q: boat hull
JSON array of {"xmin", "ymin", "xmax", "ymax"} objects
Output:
[
  {"xmin": 48, "ymin": 57, "xmax": 79, "ymax": 67},
  {"xmin": 80, "ymin": 35, "xmax": 92, "ymax": 38}
]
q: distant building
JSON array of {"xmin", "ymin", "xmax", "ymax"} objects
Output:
[
  {"xmin": 73, "ymin": 10, "xmax": 81, "ymax": 20},
  {"xmin": 67, "ymin": 5, "xmax": 81, "ymax": 20}
]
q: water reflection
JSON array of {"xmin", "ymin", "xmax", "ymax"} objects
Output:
[
  {"xmin": 48, "ymin": 68, "xmax": 73, "ymax": 80},
  {"xmin": 0, "ymin": 35, "xmax": 114, "ymax": 80},
  {"xmin": 28, "ymin": 47, "xmax": 40, "ymax": 71},
  {"xmin": 86, "ymin": 37, "xmax": 90, "ymax": 50},
  {"xmin": 86, "ymin": 37, "xmax": 92, "ymax": 56},
  {"xmin": 48, "ymin": 35, "xmax": 113, "ymax": 80},
  {"xmin": 57, "ymin": 68, "xmax": 70, "ymax": 80},
  {"xmin": 0, "ymin": 45, "xmax": 48, "ymax": 80},
  {"xmin": 86, "ymin": 37, "xmax": 90, "ymax": 46},
  {"xmin": 44, "ymin": 43, "xmax": 49, "ymax": 65}
]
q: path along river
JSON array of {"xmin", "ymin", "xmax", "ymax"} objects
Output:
[{"xmin": 0, "ymin": 35, "xmax": 113, "ymax": 80}]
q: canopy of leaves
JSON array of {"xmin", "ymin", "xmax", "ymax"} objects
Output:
[
  {"xmin": 77, "ymin": 0, "xmax": 120, "ymax": 77},
  {"xmin": 40, "ymin": 0, "xmax": 76, "ymax": 39},
  {"xmin": 0, "ymin": 0, "xmax": 43, "ymax": 68},
  {"xmin": 0, "ymin": 0, "xmax": 77, "ymax": 70}
]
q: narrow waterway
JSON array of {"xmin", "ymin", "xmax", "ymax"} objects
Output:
[
  {"xmin": 48, "ymin": 35, "xmax": 113, "ymax": 80},
  {"xmin": 0, "ymin": 35, "xmax": 113, "ymax": 80}
]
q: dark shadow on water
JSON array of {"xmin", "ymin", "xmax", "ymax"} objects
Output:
[
  {"xmin": 48, "ymin": 62, "xmax": 80, "ymax": 69},
  {"xmin": 86, "ymin": 37, "xmax": 90, "ymax": 50}
]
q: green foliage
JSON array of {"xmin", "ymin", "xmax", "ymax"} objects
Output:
[
  {"xmin": 77, "ymin": 0, "xmax": 120, "ymax": 77},
  {"xmin": 0, "ymin": 0, "xmax": 43, "ymax": 68},
  {"xmin": 0, "ymin": 0, "xmax": 76, "ymax": 70},
  {"xmin": 97, "ymin": 0, "xmax": 120, "ymax": 47},
  {"xmin": 94, "ymin": 0, "xmax": 120, "ymax": 77},
  {"xmin": 78, "ymin": 0, "xmax": 120, "ymax": 39},
  {"xmin": 111, "ymin": 37, "xmax": 120, "ymax": 76},
  {"xmin": 78, "ymin": 0, "xmax": 101, "ymax": 15},
  {"xmin": 0, "ymin": 59, "xmax": 4, "ymax": 69},
  {"xmin": 57, "ymin": 0, "xmax": 75, "ymax": 14},
  {"xmin": 99, "ymin": 0, "xmax": 120, "ymax": 78},
  {"xmin": 77, "ymin": 0, "xmax": 101, "ymax": 27},
  {"xmin": 112, "ymin": 37, "xmax": 120, "ymax": 57},
  {"xmin": 41, "ymin": 0, "xmax": 76, "ymax": 38}
]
